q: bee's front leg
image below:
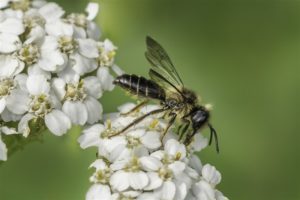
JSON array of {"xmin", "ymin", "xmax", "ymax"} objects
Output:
[
  {"xmin": 178, "ymin": 119, "xmax": 190, "ymax": 142},
  {"xmin": 161, "ymin": 112, "xmax": 177, "ymax": 141}
]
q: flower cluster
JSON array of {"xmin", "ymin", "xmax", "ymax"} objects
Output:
[
  {"xmin": 0, "ymin": 0, "xmax": 122, "ymax": 161},
  {"xmin": 78, "ymin": 103, "xmax": 229, "ymax": 200}
]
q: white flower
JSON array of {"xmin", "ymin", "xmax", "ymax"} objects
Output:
[
  {"xmin": 89, "ymin": 159, "xmax": 111, "ymax": 184},
  {"xmin": 7, "ymin": 75, "xmax": 71, "ymax": 136},
  {"xmin": 0, "ymin": 71, "xmax": 28, "ymax": 116},
  {"xmin": 78, "ymin": 121, "xmax": 130, "ymax": 162},
  {"xmin": 97, "ymin": 39, "xmax": 117, "ymax": 67},
  {"xmin": 109, "ymin": 128, "xmax": 161, "ymax": 162},
  {"xmin": 82, "ymin": 103, "xmax": 228, "ymax": 200},
  {"xmin": 65, "ymin": 3, "xmax": 101, "ymax": 40},
  {"xmin": 0, "ymin": 0, "xmax": 121, "ymax": 163},
  {"xmin": 110, "ymin": 156, "xmax": 149, "ymax": 191},
  {"xmin": 52, "ymin": 75, "xmax": 102, "ymax": 125},
  {"xmin": 201, "ymin": 164, "xmax": 222, "ymax": 187}
]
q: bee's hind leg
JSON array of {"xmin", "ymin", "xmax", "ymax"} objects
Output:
[
  {"xmin": 120, "ymin": 100, "xmax": 149, "ymax": 116},
  {"xmin": 109, "ymin": 107, "xmax": 169, "ymax": 138}
]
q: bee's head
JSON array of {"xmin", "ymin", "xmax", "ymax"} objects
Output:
[
  {"xmin": 190, "ymin": 106, "xmax": 219, "ymax": 153},
  {"xmin": 190, "ymin": 106, "xmax": 209, "ymax": 130}
]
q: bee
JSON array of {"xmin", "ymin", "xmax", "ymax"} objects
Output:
[{"xmin": 113, "ymin": 36, "xmax": 219, "ymax": 152}]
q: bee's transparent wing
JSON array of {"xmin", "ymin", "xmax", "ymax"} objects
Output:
[{"xmin": 145, "ymin": 36, "xmax": 184, "ymax": 93}]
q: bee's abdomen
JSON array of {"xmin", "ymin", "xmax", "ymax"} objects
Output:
[{"xmin": 114, "ymin": 74, "xmax": 166, "ymax": 101}]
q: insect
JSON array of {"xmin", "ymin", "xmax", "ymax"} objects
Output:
[{"xmin": 113, "ymin": 36, "xmax": 219, "ymax": 152}]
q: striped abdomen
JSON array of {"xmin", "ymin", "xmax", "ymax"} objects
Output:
[{"xmin": 113, "ymin": 74, "xmax": 166, "ymax": 101}]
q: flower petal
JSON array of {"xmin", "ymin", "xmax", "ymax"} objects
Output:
[
  {"xmin": 39, "ymin": 3, "xmax": 65, "ymax": 23},
  {"xmin": 0, "ymin": 18, "xmax": 24, "ymax": 35},
  {"xmin": 97, "ymin": 67, "xmax": 114, "ymax": 91},
  {"xmin": 26, "ymin": 75, "xmax": 50, "ymax": 95},
  {"xmin": 158, "ymin": 181, "xmax": 176, "ymax": 200},
  {"xmin": 0, "ymin": 98, "xmax": 6, "ymax": 113},
  {"xmin": 83, "ymin": 76, "xmax": 102, "ymax": 98},
  {"xmin": 169, "ymin": 161, "xmax": 186, "ymax": 176},
  {"xmin": 140, "ymin": 156, "xmax": 162, "ymax": 171},
  {"xmin": 57, "ymin": 65, "xmax": 80, "ymax": 83},
  {"xmin": 165, "ymin": 139, "xmax": 186, "ymax": 160},
  {"xmin": 71, "ymin": 53, "xmax": 98, "ymax": 75},
  {"xmin": 192, "ymin": 180, "xmax": 215, "ymax": 199},
  {"xmin": 0, "ymin": 55, "xmax": 23, "ymax": 77},
  {"xmin": 110, "ymin": 170, "xmax": 129, "ymax": 191},
  {"xmin": 144, "ymin": 172, "xmax": 163, "ymax": 190},
  {"xmin": 51, "ymin": 78, "xmax": 66, "ymax": 100},
  {"xmin": 86, "ymin": 184, "xmax": 111, "ymax": 200},
  {"xmin": 85, "ymin": 3, "xmax": 99, "ymax": 21},
  {"xmin": 77, "ymin": 124, "xmax": 104, "ymax": 149},
  {"xmin": 1, "ymin": 108, "xmax": 22, "ymax": 122},
  {"xmin": 78, "ymin": 38, "xmax": 99, "ymax": 58},
  {"xmin": 129, "ymin": 171, "xmax": 149, "ymax": 190},
  {"xmin": 45, "ymin": 109, "xmax": 71, "ymax": 136},
  {"xmin": 27, "ymin": 64, "xmax": 51, "ymax": 79},
  {"xmin": 6, "ymin": 89, "xmax": 30, "ymax": 115},
  {"xmin": 62, "ymin": 101, "xmax": 87, "ymax": 125},
  {"xmin": 84, "ymin": 97, "xmax": 102, "ymax": 124},
  {"xmin": 18, "ymin": 113, "xmax": 35, "ymax": 137},
  {"xmin": 86, "ymin": 21, "xmax": 101, "ymax": 40},
  {"xmin": 112, "ymin": 64, "xmax": 124, "ymax": 76},
  {"xmin": 0, "ymin": 136, "xmax": 7, "ymax": 161},
  {"xmin": 201, "ymin": 164, "xmax": 221, "ymax": 186},
  {"xmin": 46, "ymin": 20, "xmax": 73, "ymax": 37},
  {"xmin": 141, "ymin": 131, "xmax": 161, "ymax": 150}
]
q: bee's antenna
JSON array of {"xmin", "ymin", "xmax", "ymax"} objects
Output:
[{"xmin": 208, "ymin": 123, "xmax": 220, "ymax": 153}]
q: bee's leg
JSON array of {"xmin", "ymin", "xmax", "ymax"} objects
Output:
[
  {"xmin": 161, "ymin": 113, "xmax": 177, "ymax": 140},
  {"xmin": 108, "ymin": 107, "xmax": 169, "ymax": 138},
  {"xmin": 208, "ymin": 123, "xmax": 219, "ymax": 153},
  {"xmin": 178, "ymin": 120, "xmax": 190, "ymax": 142},
  {"xmin": 184, "ymin": 129, "xmax": 197, "ymax": 146},
  {"xmin": 120, "ymin": 100, "xmax": 149, "ymax": 116}
]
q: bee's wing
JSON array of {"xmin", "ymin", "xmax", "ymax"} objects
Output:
[{"xmin": 145, "ymin": 36, "xmax": 184, "ymax": 93}]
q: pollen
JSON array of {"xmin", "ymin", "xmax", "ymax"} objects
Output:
[
  {"xmin": 11, "ymin": 0, "xmax": 30, "ymax": 11},
  {"xmin": 175, "ymin": 152, "xmax": 182, "ymax": 160},
  {"xmin": 101, "ymin": 119, "xmax": 118, "ymax": 138},
  {"xmin": 65, "ymin": 13, "xmax": 87, "ymax": 28},
  {"xmin": 124, "ymin": 156, "xmax": 141, "ymax": 172},
  {"xmin": 18, "ymin": 44, "xmax": 40, "ymax": 65},
  {"xmin": 97, "ymin": 46, "xmax": 116, "ymax": 67},
  {"xmin": 64, "ymin": 80, "xmax": 87, "ymax": 102},
  {"xmin": 126, "ymin": 135, "xmax": 141, "ymax": 149},
  {"xmin": 158, "ymin": 166, "xmax": 173, "ymax": 181},
  {"xmin": 58, "ymin": 36, "xmax": 78, "ymax": 54},
  {"xmin": 149, "ymin": 119, "xmax": 159, "ymax": 129},
  {"xmin": 95, "ymin": 168, "xmax": 111, "ymax": 184},
  {"xmin": 29, "ymin": 94, "xmax": 53, "ymax": 117},
  {"xmin": 0, "ymin": 78, "xmax": 15, "ymax": 97}
]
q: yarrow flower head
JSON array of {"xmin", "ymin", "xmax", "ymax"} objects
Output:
[
  {"xmin": 79, "ymin": 102, "xmax": 229, "ymax": 200},
  {"xmin": 0, "ymin": 0, "xmax": 122, "ymax": 161}
]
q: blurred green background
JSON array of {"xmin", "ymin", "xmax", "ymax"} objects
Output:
[{"xmin": 1, "ymin": 0, "xmax": 300, "ymax": 199}]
